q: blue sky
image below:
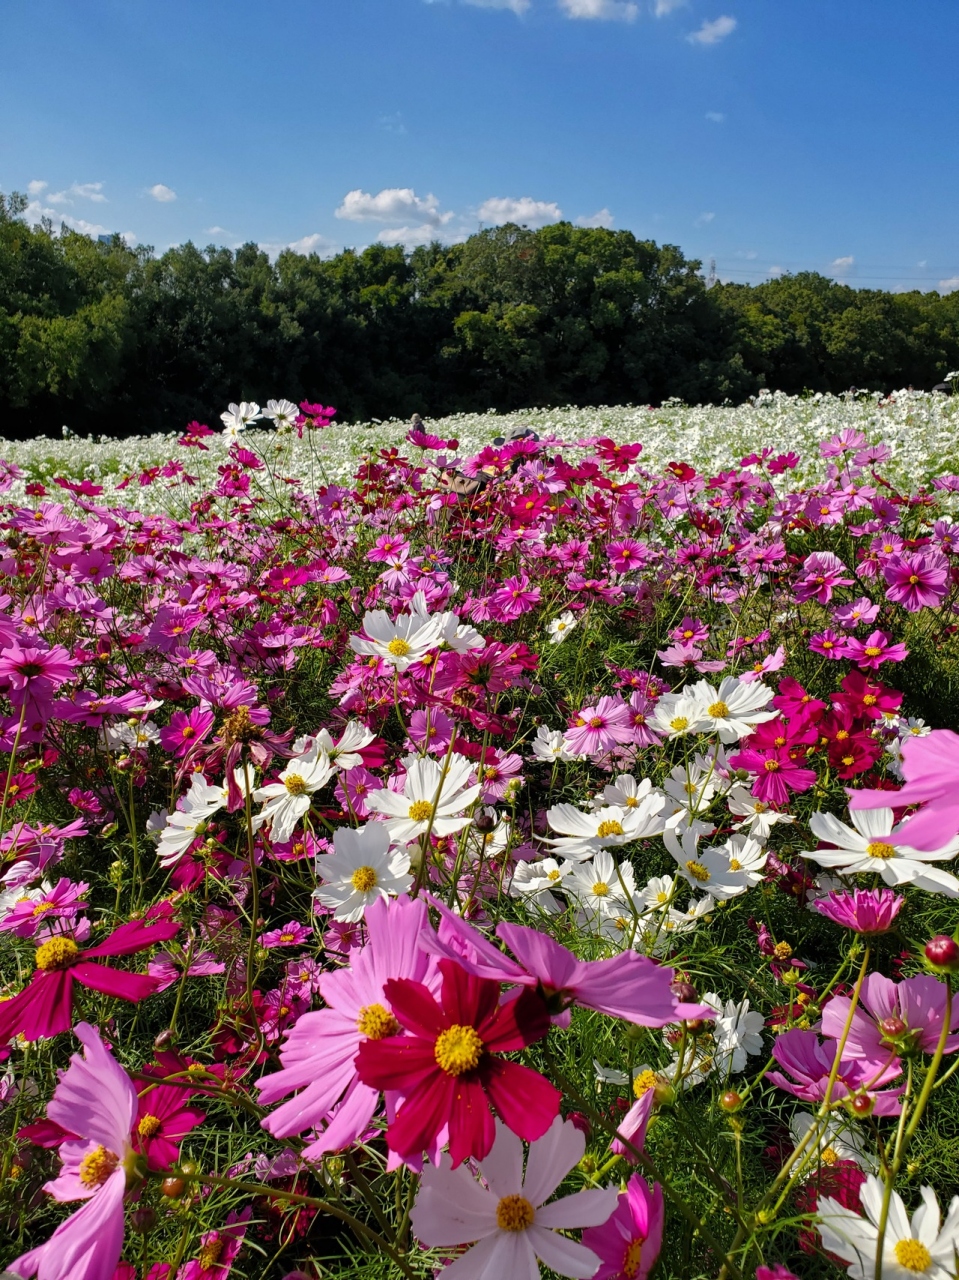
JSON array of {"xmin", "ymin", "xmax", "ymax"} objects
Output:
[{"xmin": 3, "ymin": 0, "xmax": 959, "ymax": 290}]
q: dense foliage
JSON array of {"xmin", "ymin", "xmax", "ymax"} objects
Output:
[
  {"xmin": 4, "ymin": 407, "xmax": 959, "ymax": 1280},
  {"xmin": 2, "ymin": 192, "xmax": 958, "ymax": 440}
]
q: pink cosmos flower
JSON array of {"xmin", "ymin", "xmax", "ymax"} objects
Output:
[
  {"xmin": 147, "ymin": 947, "xmax": 225, "ymax": 993},
  {"xmin": 257, "ymin": 894, "xmax": 436, "ymax": 1161},
  {"xmin": 625, "ymin": 692, "xmax": 663, "ymax": 747},
  {"xmin": 821, "ymin": 973, "xmax": 959, "ymax": 1061},
  {"xmin": 582, "ymin": 1173, "xmax": 664, "ymax": 1280},
  {"xmin": 767, "ymin": 1028, "xmax": 903, "ymax": 1115},
  {"xmin": 564, "ymin": 695, "xmax": 634, "ymax": 756},
  {"xmin": 133, "ymin": 1084, "xmax": 205, "ymax": 1171},
  {"xmin": 793, "ymin": 552, "xmax": 854, "ymax": 604},
  {"xmin": 0, "ymin": 877, "xmax": 88, "ymax": 939},
  {"xmin": 883, "ymin": 549, "xmax": 949, "ymax": 611},
  {"xmin": 610, "ymin": 1088, "xmax": 655, "ymax": 1162},
  {"xmin": 177, "ymin": 1207, "xmax": 251, "ymax": 1280},
  {"xmin": 607, "ymin": 539, "xmax": 648, "ymax": 574},
  {"xmin": 755, "ymin": 1268, "xmax": 800, "ymax": 1280},
  {"xmin": 355, "ymin": 958, "xmax": 559, "ymax": 1167},
  {"xmin": 848, "ymin": 728, "xmax": 959, "ymax": 850},
  {"xmin": 410, "ymin": 1117, "xmax": 618, "ymax": 1280},
  {"xmin": 738, "ymin": 644, "xmax": 786, "ymax": 682},
  {"xmin": 844, "ymin": 630, "xmax": 908, "ymax": 669},
  {"xmin": 159, "ymin": 709, "xmax": 215, "ymax": 758},
  {"xmin": 833, "ymin": 596, "xmax": 880, "ymax": 629},
  {"xmin": 258, "ymin": 921, "xmax": 313, "ymax": 948},
  {"xmin": 12, "ymin": 1022, "xmax": 137, "ymax": 1280},
  {"xmin": 813, "ymin": 889, "xmax": 904, "ymax": 934},
  {"xmin": 728, "ymin": 743, "xmax": 817, "ymax": 808},
  {"xmin": 809, "ymin": 630, "xmax": 850, "ymax": 660},
  {"xmin": 0, "ymin": 907, "xmax": 180, "ymax": 1045},
  {"xmin": 487, "ymin": 574, "xmax": 541, "ymax": 622}
]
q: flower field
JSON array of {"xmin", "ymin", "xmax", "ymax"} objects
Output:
[{"xmin": 3, "ymin": 393, "xmax": 959, "ymax": 1280}]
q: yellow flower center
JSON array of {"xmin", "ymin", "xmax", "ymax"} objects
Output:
[
  {"xmin": 591, "ymin": 881, "xmax": 610, "ymax": 897},
  {"xmin": 894, "ymin": 1239, "xmax": 932, "ymax": 1272},
  {"xmin": 633, "ymin": 1068, "xmax": 659, "ymax": 1098},
  {"xmin": 708, "ymin": 700, "xmax": 729, "ymax": 718},
  {"xmin": 597, "ymin": 820, "xmax": 624, "ymax": 838},
  {"xmin": 32, "ymin": 900, "xmax": 56, "ymax": 915},
  {"xmin": 138, "ymin": 1113, "xmax": 162, "ymax": 1139},
  {"xmin": 284, "ymin": 773, "xmax": 308, "ymax": 795},
  {"xmin": 199, "ymin": 1238, "xmax": 225, "ymax": 1270},
  {"xmin": 864, "ymin": 646, "xmax": 882, "ymax": 657},
  {"xmin": 866, "ymin": 841, "xmax": 896, "ymax": 860},
  {"xmin": 774, "ymin": 941, "xmax": 793, "ymax": 960},
  {"xmin": 670, "ymin": 716, "xmax": 689, "ymax": 732},
  {"xmin": 434, "ymin": 1024, "xmax": 484, "ymax": 1075},
  {"xmin": 35, "ymin": 936, "xmax": 80, "ymax": 971},
  {"xmin": 763, "ymin": 759, "xmax": 780, "ymax": 772},
  {"xmin": 656, "ymin": 891, "xmax": 669, "ymax": 904},
  {"xmin": 408, "ymin": 800, "xmax": 433, "ymax": 823},
  {"xmin": 351, "ymin": 865, "xmax": 378, "ymax": 893},
  {"xmin": 546, "ymin": 869, "xmax": 561, "ymax": 882},
  {"xmin": 729, "ymin": 859, "xmax": 742, "ymax": 870},
  {"xmin": 624, "ymin": 796, "xmax": 639, "ymax": 807},
  {"xmin": 495, "ymin": 1193, "xmax": 535, "ymax": 1232},
  {"xmin": 387, "ymin": 637, "xmax": 412, "ymax": 657},
  {"xmin": 79, "ymin": 1144, "xmax": 119, "ymax": 1188},
  {"xmin": 685, "ymin": 860, "xmax": 710, "ymax": 883},
  {"xmin": 622, "ymin": 1238, "xmax": 644, "ymax": 1277},
  {"xmin": 357, "ymin": 1003, "xmax": 400, "ymax": 1040},
  {"xmin": 821, "ymin": 1146, "xmax": 838, "ymax": 1166},
  {"xmin": 589, "ymin": 716, "xmax": 604, "ymax": 728}
]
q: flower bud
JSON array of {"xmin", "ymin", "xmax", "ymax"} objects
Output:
[
  {"xmin": 178, "ymin": 1159, "xmax": 198, "ymax": 1178},
  {"xmin": 161, "ymin": 1176, "xmax": 185, "ymax": 1198},
  {"xmin": 847, "ymin": 1092, "xmax": 875, "ymax": 1118},
  {"xmin": 670, "ymin": 980, "xmax": 697, "ymax": 1003},
  {"xmin": 473, "ymin": 813, "xmax": 496, "ymax": 834},
  {"xmin": 719, "ymin": 1090, "xmax": 743, "ymax": 1113},
  {"xmin": 153, "ymin": 1028, "xmax": 175, "ymax": 1050},
  {"xmin": 925, "ymin": 935, "xmax": 959, "ymax": 973},
  {"xmin": 132, "ymin": 1206, "xmax": 157, "ymax": 1234},
  {"xmin": 879, "ymin": 1016, "xmax": 907, "ymax": 1039}
]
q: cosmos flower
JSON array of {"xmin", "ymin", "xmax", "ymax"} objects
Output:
[
  {"xmin": 349, "ymin": 602, "xmax": 443, "ymax": 671},
  {"xmin": 817, "ymin": 1176, "xmax": 959, "ymax": 1280},
  {"xmin": 252, "ymin": 743, "xmax": 334, "ymax": 845},
  {"xmin": 581, "ymin": 1174, "xmax": 664, "ymax": 1280},
  {"xmin": 314, "ymin": 823, "xmax": 412, "ymax": 921},
  {"xmin": 802, "ymin": 808, "xmax": 959, "ymax": 895},
  {"xmin": 365, "ymin": 753, "xmax": 481, "ymax": 845}
]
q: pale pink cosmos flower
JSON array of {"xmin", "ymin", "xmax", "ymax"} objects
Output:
[
  {"xmin": 563, "ymin": 695, "xmax": 634, "ymax": 756},
  {"xmin": 821, "ymin": 973, "xmax": 959, "ymax": 1061},
  {"xmin": 12, "ymin": 1022, "xmax": 137, "ymax": 1280},
  {"xmin": 812, "ymin": 888, "xmax": 904, "ymax": 935},
  {"xmin": 849, "ymin": 728, "xmax": 959, "ymax": 850},
  {"xmin": 410, "ymin": 1117, "xmax": 618, "ymax": 1280},
  {"xmin": 883, "ymin": 549, "xmax": 949, "ymax": 612}
]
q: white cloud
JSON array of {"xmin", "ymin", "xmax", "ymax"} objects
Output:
[
  {"xmin": 939, "ymin": 276, "xmax": 959, "ymax": 294},
  {"xmin": 288, "ymin": 232, "xmax": 336, "ymax": 255},
  {"xmin": 695, "ymin": 211, "xmax": 715, "ymax": 225},
  {"xmin": 917, "ymin": 259, "xmax": 927, "ymax": 269},
  {"xmin": 705, "ymin": 111, "xmax": 725, "ymax": 123},
  {"xmin": 205, "ymin": 226, "xmax": 230, "ymax": 236},
  {"xmin": 769, "ymin": 265, "xmax": 783, "ymax": 278},
  {"xmin": 335, "ymin": 187, "xmax": 450, "ymax": 225},
  {"xmin": 148, "ymin": 183, "xmax": 177, "ymax": 202},
  {"xmin": 687, "ymin": 15, "xmax": 736, "ymax": 44},
  {"xmin": 831, "ymin": 255, "xmax": 854, "ymax": 274},
  {"xmin": 378, "ymin": 112, "xmax": 407, "ymax": 134},
  {"xmin": 653, "ymin": 0, "xmax": 686, "ymax": 13},
  {"xmin": 576, "ymin": 208, "xmax": 614, "ymax": 229},
  {"xmin": 47, "ymin": 181, "xmax": 107, "ymax": 205},
  {"xmin": 377, "ymin": 224, "xmax": 444, "ymax": 247},
  {"xmin": 27, "ymin": 179, "xmax": 47, "ymax": 197},
  {"xmin": 463, "ymin": 0, "xmax": 530, "ymax": 10},
  {"xmin": 477, "ymin": 195, "xmax": 562, "ymax": 227},
  {"xmin": 23, "ymin": 198, "xmax": 133, "ymax": 243},
  {"xmin": 559, "ymin": 0, "xmax": 639, "ymax": 19}
]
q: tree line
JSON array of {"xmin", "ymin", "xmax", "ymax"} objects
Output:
[{"xmin": 1, "ymin": 190, "xmax": 957, "ymax": 440}]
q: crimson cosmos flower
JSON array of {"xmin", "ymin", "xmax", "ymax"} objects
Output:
[
  {"xmin": 355, "ymin": 958, "xmax": 560, "ymax": 1167},
  {"xmin": 0, "ymin": 908, "xmax": 179, "ymax": 1044}
]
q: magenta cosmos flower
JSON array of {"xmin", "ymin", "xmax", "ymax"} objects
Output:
[
  {"xmin": 813, "ymin": 889, "xmax": 904, "ymax": 935},
  {"xmin": 564, "ymin": 695, "xmax": 634, "ymax": 756},
  {"xmin": 883, "ymin": 549, "xmax": 949, "ymax": 611},
  {"xmin": 257, "ymin": 894, "xmax": 436, "ymax": 1161},
  {"xmin": 728, "ymin": 743, "xmax": 817, "ymax": 807},
  {"xmin": 132, "ymin": 1082, "xmax": 205, "ymax": 1171},
  {"xmin": 178, "ymin": 1208, "xmax": 251, "ymax": 1280},
  {"xmin": 849, "ymin": 728, "xmax": 959, "ymax": 851},
  {"xmin": 410, "ymin": 1117, "xmax": 617, "ymax": 1280},
  {"xmin": 767, "ymin": 1028, "xmax": 903, "ymax": 1115},
  {"xmin": 844, "ymin": 629, "xmax": 908, "ymax": 669},
  {"xmin": 356, "ymin": 958, "xmax": 560, "ymax": 1167},
  {"xmin": 12, "ymin": 1023, "xmax": 139, "ymax": 1280},
  {"xmin": 821, "ymin": 973, "xmax": 959, "ymax": 1061},
  {"xmin": 0, "ymin": 908, "xmax": 179, "ymax": 1045},
  {"xmin": 582, "ymin": 1173, "xmax": 664, "ymax": 1280}
]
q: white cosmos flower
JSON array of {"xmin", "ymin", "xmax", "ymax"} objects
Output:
[
  {"xmin": 410, "ymin": 1118, "xmax": 617, "ymax": 1280},
  {"xmin": 544, "ymin": 801, "xmax": 661, "ymax": 861},
  {"xmin": 102, "ymin": 719, "xmax": 160, "ymax": 753},
  {"xmin": 365, "ymin": 752, "xmax": 481, "ymax": 844},
  {"xmin": 262, "ymin": 398, "xmax": 299, "ymax": 430},
  {"xmin": 664, "ymin": 760, "xmax": 718, "ymax": 819},
  {"xmin": 789, "ymin": 1112, "xmax": 878, "ymax": 1175},
  {"xmin": 313, "ymin": 823, "xmax": 412, "ymax": 921},
  {"xmin": 803, "ymin": 808, "xmax": 959, "ymax": 896},
  {"xmin": 567, "ymin": 849, "xmax": 636, "ymax": 917},
  {"xmin": 638, "ymin": 873, "xmax": 679, "ymax": 912},
  {"xmin": 818, "ymin": 1175, "xmax": 959, "ymax": 1280},
  {"xmin": 704, "ymin": 833, "xmax": 768, "ymax": 886},
  {"xmin": 408, "ymin": 590, "xmax": 484, "ymax": 654},
  {"xmin": 156, "ymin": 769, "xmax": 250, "ymax": 867},
  {"xmin": 252, "ymin": 745, "xmax": 334, "ymax": 846},
  {"xmin": 220, "ymin": 401, "xmax": 262, "ymax": 437},
  {"xmin": 530, "ymin": 726, "xmax": 578, "ymax": 763},
  {"xmin": 687, "ymin": 676, "xmax": 778, "ymax": 743},
  {"xmin": 664, "ymin": 824, "xmax": 748, "ymax": 900},
  {"xmin": 293, "ymin": 721, "xmax": 375, "ymax": 771},
  {"xmin": 548, "ymin": 610, "xmax": 577, "ymax": 644},
  {"xmin": 509, "ymin": 858, "xmax": 571, "ymax": 913},
  {"xmin": 597, "ymin": 774, "xmax": 667, "ymax": 820},
  {"xmin": 727, "ymin": 784, "xmax": 795, "ymax": 839},
  {"xmin": 348, "ymin": 599, "xmax": 443, "ymax": 671},
  {"xmin": 650, "ymin": 690, "xmax": 711, "ymax": 740},
  {"xmin": 702, "ymin": 993, "xmax": 764, "ymax": 1073}
]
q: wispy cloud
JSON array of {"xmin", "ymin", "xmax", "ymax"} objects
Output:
[
  {"xmin": 47, "ymin": 181, "xmax": 108, "ymax": 205},
  {"xmin": 653, "ymin": 0, "xmax": 686, "ymax": 14},
  {"xmin": 378, "ymin": 112, "xmax": 407, "ymax": 135},
  {"xmin": 559, "ymin": 0, "xmax": 639, "ymax": 20},
  {"xmin": 687, "ymin": 15, "xmax": 736, "ymax": 44},
  {"xmin": 576, "ymin": 208, "xmax": 614, "ymax": 228},
  {"xmin": 768, "ymin": 265, "xmax": 784, "ymax": 278},
  {"xmin": 24, "ymin": 197, "xmax": 132, "ymax": 242},
  {"xmin": 336, "ymin": 187, "xmax": 451, "ymax": 225},
  {"xmin": 705, "ymin": 111, "xmax": 725, "ymax": 123},
  {"xmin": 425, "ymin": 0, "xmax": 529, "ymax": 12},
  {"xmin": 377, "ymin": 224, "xmax": 445, "ymax": 247},
  {"xmin": 831, "ymin": 255, "xmax": 854, "ymax": 274},
  {"xmin": 148, "ymin": 183, "xmax": 177, "ymax": 202},
  {"xmin": 695, "ymin": 211, "xmax": 715, "ymax": 226},
  {"xmin": 27, "ymin": 179, "xmax": 48, "ymax": 197},
  {"xmin": 288, "ymin": 232, "xmax": 336, "ymax": 255},
  {"xmin": 477, "ymin": 195, "xmax": 563, "ymax": 227},
  {"xmin": 939, "ymin": 276, "xmax": 959, "ymax": 294}
]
